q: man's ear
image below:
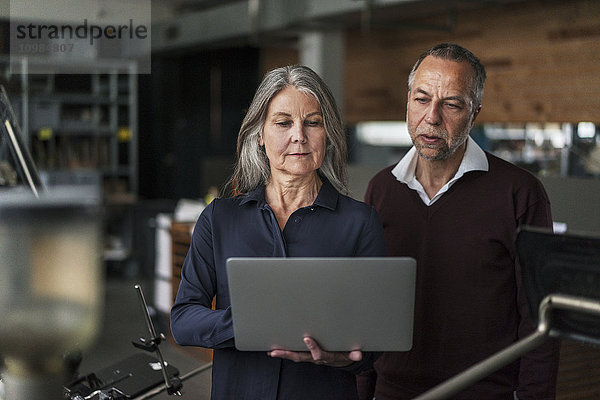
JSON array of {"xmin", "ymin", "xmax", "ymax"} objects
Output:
[{"xmin": 471, "ymin": 104, "xmax": 482, "ymax": 125}]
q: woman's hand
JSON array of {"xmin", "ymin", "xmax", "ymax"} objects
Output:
[{"xmin": 268, "ymin": 336, "xmax": 362, "ymax": 367}]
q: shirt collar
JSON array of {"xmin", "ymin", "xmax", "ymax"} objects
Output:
[
  {"xmin": 239, "ymin": 184, "xmax": 268, "ymax": 208},
  {"xmin": 238, "ymin": 178, "xmax": 338, "ymax": 211},
  {"xmin": 456, "ymin": 136, "xmax": 489, "ymax": 176},
  {"xmin": 313, "ymin": 179, "xmax": 338, "ymax": 211},
  {"xmin": 391, "ymin": 136, "xmax": 489, "ymax": 205}
]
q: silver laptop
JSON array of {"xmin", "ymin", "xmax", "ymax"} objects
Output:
[{"xmin": 226, "ymin": 257, "xmax": 416, "ymax": 352}]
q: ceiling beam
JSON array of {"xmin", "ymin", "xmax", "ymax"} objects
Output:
[{"xmin": 151, "ymin": 0, "xmax": 419, "ymax": 53}]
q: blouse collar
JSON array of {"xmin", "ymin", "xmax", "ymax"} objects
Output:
[{"xmin": 240, "ymin": 178, "xmax": 338, "ymax": 211}]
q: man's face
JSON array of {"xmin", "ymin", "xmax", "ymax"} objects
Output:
[{"xmin": 406, "ymin": 56, "xmax": 481, "ymax": 162}]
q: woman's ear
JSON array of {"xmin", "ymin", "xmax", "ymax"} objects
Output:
[{"xmin": 258, "ymin": 134, "xmax": 264, "ymax": 147}]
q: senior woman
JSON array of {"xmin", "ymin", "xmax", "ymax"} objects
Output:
[{"xmin": 171, "ymin": 65, "xmax": 386, "ymax": 400}]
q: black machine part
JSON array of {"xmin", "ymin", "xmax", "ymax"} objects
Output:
[
  {"xmin": 64, "ymin": 284, "xmax": 184, "ymax": 400},
  {"xmin": 64, "ymin": 353, "xmax": 180, "ymax": 400}
]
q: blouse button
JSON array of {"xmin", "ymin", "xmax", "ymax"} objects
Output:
[{"xmin": 294, "ymin": 217, "xmax": 301, "ymax": 223}]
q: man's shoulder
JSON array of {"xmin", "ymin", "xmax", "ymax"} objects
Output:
[
  {"xmin": 368, "ymin": 164, "xmax": 398, "ymax": 185},
  {"xmin": 364, "ymin": 163, "xmax": 408, "ymax": 204},
  {"xmin": 486, "ymin": 152, "xmax": 542, "ymax": 182},
  {"xmin": 482, "ymin": 153, "xmax": 550, "ymax": 203}
]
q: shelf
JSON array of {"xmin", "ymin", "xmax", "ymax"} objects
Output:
[
  {"xmin": 48, "ymin": 126, "xmax": 114, "ymax": 135},
  {"xmin": 104, "ymin": 246, "xmax": 131, "ymax": 262},
  {"xmin": 29, "ymin": 93, "xmax": 130, "ymax": 105},
  {"xmin": 0, "ymin": 55, "xmax": 138, "ymax": 196}
]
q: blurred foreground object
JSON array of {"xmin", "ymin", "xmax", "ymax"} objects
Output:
[
  {"xmin": 0, "ymin": 189, "xmax": 103, "ymax": 400},
  {"xmin": 415, "ymin": 227, "xmax": 600, "ymax": 399},
  {"xmin": 0, "ymin": 85, "xmax": 45, "ymax": 197}
]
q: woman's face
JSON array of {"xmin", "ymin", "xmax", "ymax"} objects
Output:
[{"xmin": 259, "ymin": 86, "xmax": 327, "ymax": 180}]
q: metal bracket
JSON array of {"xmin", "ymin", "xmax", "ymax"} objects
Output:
[{"xmin": 133, "ymin": 284, "xmax": 182, "ymax": 396}]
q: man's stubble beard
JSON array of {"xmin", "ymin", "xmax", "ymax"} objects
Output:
[{"xmin": 409, "ymin": 125, "xmax": 469, "ymax": 162}]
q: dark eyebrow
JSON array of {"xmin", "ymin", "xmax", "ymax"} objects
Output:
[
  {"xmin": 444, "ymin": 96, "xmax": 467, "ymax": 105},
  {"xmin": 414, "ymin": 88, "xmax": 466, "ymax": 105}
]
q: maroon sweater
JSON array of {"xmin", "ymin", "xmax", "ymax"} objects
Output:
[{"xmin": 358, "ymin": 152, "xmax": 560, "ymax": 400}]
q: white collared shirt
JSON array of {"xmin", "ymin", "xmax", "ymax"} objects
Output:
[{"xmin": 391, "ymin": 136, "xmax": 489, "ymax": 206}]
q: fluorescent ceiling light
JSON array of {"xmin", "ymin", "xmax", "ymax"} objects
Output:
[
  {"xmin": 355, "ymin": 121, "xmax": 412, "ymax": 147},
  {"xmin": 577, "ymin": 122, "xmax": 596, "ymax": 139}
]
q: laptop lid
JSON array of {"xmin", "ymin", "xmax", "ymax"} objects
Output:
[{"xmin": 226, "ymin": 257, "xmax": 416, "ymax": 352}]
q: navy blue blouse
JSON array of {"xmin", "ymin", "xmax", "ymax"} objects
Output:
[{"xmin": 171, "ymin": 180, "xmax": 386, "ymax": 400}]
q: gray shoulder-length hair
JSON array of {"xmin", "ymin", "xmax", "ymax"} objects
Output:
[{"xmin": 224, "ymin": 64, "xmax": 348, "ymax": 197}]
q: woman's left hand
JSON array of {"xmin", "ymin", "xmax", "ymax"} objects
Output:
[{"xmin": 268, "ymin": 336, "xmax": 362, "ymax": 367}]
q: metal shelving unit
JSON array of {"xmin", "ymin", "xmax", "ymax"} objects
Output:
[{"xmin": 0, "ymin": 55, "xmax": 138, "ymax": 197}]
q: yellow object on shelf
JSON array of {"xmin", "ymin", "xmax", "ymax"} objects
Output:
[
  {"xmin": 118, "ymin": 127, "xmax": 131, "ymax": 142},
  {"xmin": 38, "ymin": 127, "xmax": 53, "ymax": 141}
]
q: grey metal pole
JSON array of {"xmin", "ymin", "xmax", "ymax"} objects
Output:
[
  {"xmin": 134, "ymin": 363, "xmax": 213, "ymax": 400},
  {"xmin": 134, "ymin": 284, "xmax": 181, "ymax": 396}
]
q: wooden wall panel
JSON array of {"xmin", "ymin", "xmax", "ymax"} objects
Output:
[
  {"xmin": 170, "ymin": 221, "xmax": 214, "ymax": 362},
  {"xmin": 259, "ymin": 1, "xmax": 600, "ymax": 124},
  {"xmin": 556, "ymin": 341, "xmax": 600, "ymax": 400},
  {"xmin": 260, "ymin": 47, "xmax": 299, "ymax": 75},
  {"xmin": 344, "ymin": 0, "xmax": 600, "ymax": 124}
]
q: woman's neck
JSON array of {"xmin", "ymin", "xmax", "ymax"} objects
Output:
[{"xmin": 265, "ymin": 173, "xmax": 322, "ymax": 230}]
